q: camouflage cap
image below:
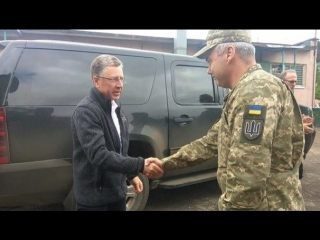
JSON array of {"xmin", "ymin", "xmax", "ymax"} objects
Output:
[{"xmin": 194, "ymin": 30, "xmax": 251, "ymax": 59}]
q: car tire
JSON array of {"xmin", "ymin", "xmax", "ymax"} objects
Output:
[{"xmin": 126, "ymin": 173, "xmax": 150, "ymax": 211}]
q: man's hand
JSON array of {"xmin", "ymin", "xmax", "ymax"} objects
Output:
[
  {"xmin": 302, "ymin": 115, "xmax": 313, "ymax": 124},
  {"xmin": 302, "ymin": 115, "xmax": 315, "ymax": 135},
  {"xmin": 143, "ymin": 158, "xmax": 164, "ymax": 179},
  {"xmin": 303, "ymin": 123, "xmax": 315, "ymax": 134},
  {"xmin": 130, "ymin": 176, "xmax": 143, "ymax": 193}
]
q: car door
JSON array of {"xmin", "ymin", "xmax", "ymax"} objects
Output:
[{"xmin": 166, "ymin": 59, "xmax": 226, "ymax": 177}]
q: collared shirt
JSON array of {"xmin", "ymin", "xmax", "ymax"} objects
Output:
[{"xmin": 111, "ymin": 100, "xmax": 121, "ymax": 146}]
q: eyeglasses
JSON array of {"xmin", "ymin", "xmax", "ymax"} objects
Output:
[
  {"xmin": 97, "ymin": 76, "xmax": 125, "ymax": 83},
  {"xmin": 283, "ymin": 80, "xmax": 297, "ymax": 84}
]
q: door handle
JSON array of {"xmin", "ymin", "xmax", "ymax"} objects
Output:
[{"xmin": 173, "ymin": 117, "xmax": 193, "ymax": 123}]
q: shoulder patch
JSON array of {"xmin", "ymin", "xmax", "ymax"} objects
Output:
[{"xmin": 240, "ymin": 105, "xmax": 266, "ymax": 145}]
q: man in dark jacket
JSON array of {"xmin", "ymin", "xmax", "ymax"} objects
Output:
[
  {"xmin": 71, "ymin": 54, "xmax": 163, "ymax": 211},
  {"xmin": 280, "ymin": 69, "xmax": 316, "ymax": 179}
]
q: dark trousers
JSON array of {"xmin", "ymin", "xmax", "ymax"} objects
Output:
[
  {"xmin": 299, "ymin": 154, "xmax": 307, "ymax": 180},
  {"xmin": 76, "ymin": 198, "xmax": 126, "ymax": 211},
  {"xmin": 299, "ymin": 163, "xmax": 303, "ymax": 180}
]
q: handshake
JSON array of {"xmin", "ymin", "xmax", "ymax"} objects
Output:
[{"xmin": 143, "ymin": 158, "xmax": 164, "ymax": 179}]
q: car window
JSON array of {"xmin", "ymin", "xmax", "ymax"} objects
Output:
[
  {"xmin": 8, "ymin": 49, "xmax": 157, "ymax": 106},
  {"xmin": 173, "ymin": 65, "xmax": 215, "ymax": 105}
]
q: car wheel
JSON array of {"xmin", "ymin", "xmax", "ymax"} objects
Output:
[{"xmin": 126, "ymin": 173, "xmax": 150, "ymax": 211}]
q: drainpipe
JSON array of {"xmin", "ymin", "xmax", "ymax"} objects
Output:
[
  {"xmin": 312, "ymin": 30, "xmax": 318, "ymax": 107},
  {"xmin": 294, "ymin": 49, "xmax": 296, "ymax": 69},
  {"xmin": 282, "ymin": 49, "xmax": 285, "ymax": 71}
]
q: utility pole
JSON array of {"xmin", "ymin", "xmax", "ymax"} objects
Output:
[{"xmin": 174, "ymin": 30, "xmax": 187, "ymax": 55}]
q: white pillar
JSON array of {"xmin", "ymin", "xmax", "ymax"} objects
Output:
[{"xmin": 174, "ymin": 30, "xmax": 187, "ymax": 55}]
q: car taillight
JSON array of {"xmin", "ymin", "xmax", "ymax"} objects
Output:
[{"xmin": 0, "ymin": 107, "xmax": 10, "ymax": 164}]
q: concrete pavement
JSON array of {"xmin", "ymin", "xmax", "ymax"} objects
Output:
[{"xmin": 302, "ymin": 127, "xmax": 320, "ymax": 211}]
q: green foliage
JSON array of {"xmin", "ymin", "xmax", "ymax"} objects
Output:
[{"xmin": 316, "ymin": 64, "xmax": 320, "ymax": 100}]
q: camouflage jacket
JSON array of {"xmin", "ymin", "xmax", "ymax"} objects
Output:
[{"xmin": 162, "ymin": 64, "xmax": 305, "ymax": 211}]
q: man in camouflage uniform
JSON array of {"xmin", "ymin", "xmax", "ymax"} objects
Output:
[{"xmin": 162, "ymin": 30, "xmax": 306, "ymax": 211}]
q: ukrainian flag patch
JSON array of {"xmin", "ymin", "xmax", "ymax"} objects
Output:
[{"xmin": 248, "ymin": 105, "xmax": 262, "ymax": 115}]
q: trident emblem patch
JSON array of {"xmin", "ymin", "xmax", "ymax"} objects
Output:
[
  {"xmin": 240, "ymin": 105, "xmax": 266, "ymax": 145},
  {"xmin": 243, "ymin": 119, "xmax": 263, "ymax": 140}
]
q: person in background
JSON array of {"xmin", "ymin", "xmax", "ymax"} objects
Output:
[
  {"xmin": 279, "ymin": 69, "xmax": 316, "ymax": 179},
  {"xmin": 161, "ymin": 30, "xmax": 306, "ymax": 211},
  {"xmin": 71, "ymin": 54, "xmax": 163, "ymax": 211}
]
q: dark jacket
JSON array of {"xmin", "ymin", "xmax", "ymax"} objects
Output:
[
  {"xmin": 304, "ymin": 128, "xmax": 316, "ymax": 158},
  {"xmin": 71, "ymin": 87, "xmax": 144, "ymax": 207}
]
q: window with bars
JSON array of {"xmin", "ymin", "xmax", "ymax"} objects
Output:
[{"xmin": 270, "ymin": 63, "xmax": 305, "ymax": 86}]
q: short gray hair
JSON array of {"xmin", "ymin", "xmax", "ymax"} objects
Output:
[
  {"xmin": 215, "ymin": 42, "xmax": 255, "ymax": 63},
  {"xmin": 90, "ymin": 54, "xmax": 123, "ymax": 79},
  {"xmin": 279, "ymin": 69, "xmax": 296, "ymax": 80}
]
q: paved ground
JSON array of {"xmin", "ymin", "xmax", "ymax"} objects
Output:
[{"xmin": 301, "ymin": 127, "xmax": 320, "ymax": 210}]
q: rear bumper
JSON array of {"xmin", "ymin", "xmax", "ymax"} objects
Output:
[{"xmin": 0, "ymin": 159, "xmax": 72, "ymax": 207}]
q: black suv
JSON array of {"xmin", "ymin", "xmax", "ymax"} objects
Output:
[{"xmin": 0, "ymin": 40, "xmax": 314, "ymax": 211}]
